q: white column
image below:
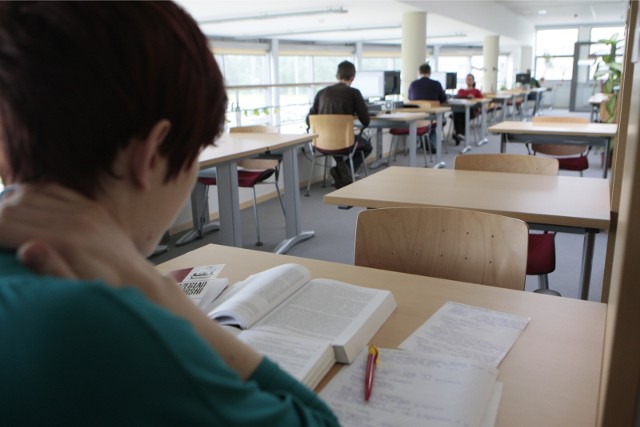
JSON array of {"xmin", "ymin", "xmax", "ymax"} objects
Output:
[
  {"xmin": 355, "ymin": 41, "xmax": 363, "ymax": 70},
  {"xmin": 431, "ymin": 45, "xmax": 440, "ymax": 72},
  {"xmin": 401, "ymin": 12, "xmax": 426, "ymax": 99},
  {"xmin": 270, "ymin": 39, "xmax": 280, "ymax": 127},
  {"xmin": 519, "ymin": 46, "xmax": 533, "ymax": 73},
  {"xmin": 483, "ymin": 35, "xmax": 499, "ymax": 93}
]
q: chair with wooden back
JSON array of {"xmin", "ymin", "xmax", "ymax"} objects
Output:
[
  {"xmin": 354, "ymin": 207, "xmax": 528, "ymax": 290},
  {"xmin": 454, "ymin": 153, "xmax": 561, "ymax": 295},
  {"xmin": 306, "ymin": 114, "xmax": 368, "ymax": 195},
  {"xmin": 530, "ymin": 116, "xmax": 591, "ymax": 176},
  {"xmin": 194, "ymin": 125, "xmax": 283, "ymax": 247}
]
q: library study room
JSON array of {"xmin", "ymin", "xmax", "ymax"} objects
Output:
[{"xmin": 0, "ymin": 1, "xmax": 638, "ymax": 426}]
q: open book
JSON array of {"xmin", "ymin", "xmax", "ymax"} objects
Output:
[{"xmin": 204, "ymin": 263, "xmax": 396, "ymax": 384}]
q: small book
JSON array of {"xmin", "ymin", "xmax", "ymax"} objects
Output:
[
  {"xmin": 169, "ymin": 264, "xmax": 228, "ymax": 310},
  {"xmin": 204, "ymin": 263, "xmax": 397, "ymax": 365}
]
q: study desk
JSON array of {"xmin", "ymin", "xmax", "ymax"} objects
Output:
[
  {"xmin": 324, "ymin": 166, "xmax": 611, "ymax": 300},
  {"xmin": 181, "ymin": 133, "xmax": 314, "ymax": 254},
  {"xmin": 588, "ymin": 93, "xmax": 612, "ymax": 122},
  {"xmin": 363, "ymin": 108, "xmax": 450, "ymax": 169},
  {"xmin": 156, "ymin": 243, "xmax": 606, "ymax": 427},
  {"xmin": 489, "ymin": 121, "xmax": 618, "ymax": 178},
  {"xmin": 445, "ymin": 98, "xmax": 492, "ymax": 151}
]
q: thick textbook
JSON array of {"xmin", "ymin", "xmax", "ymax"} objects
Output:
[{"xmin": 205, "ymin": 263, "xmax": 397, "ymax": 367}]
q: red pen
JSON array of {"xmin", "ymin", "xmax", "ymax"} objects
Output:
[{"xmin": 364, "ymin": 344, "xmax": 379, "ymax": 401}]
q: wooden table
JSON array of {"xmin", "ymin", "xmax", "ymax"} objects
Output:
[
  {"xmin": 363, "ymin": 108, "xmax": 451, "ymax": 169},
  {"xmin": 156, "ymin": 243, "xmax": 606, "ymax": 427},
  {"xmin": 489, "ymin": 121, "xmax": 618, "ymax": 178},
  {"xmin": 324, "ymin": 166, "xmax": 611, "ymax": 300},
  {"xmin": 180, "ymin": 133, "xmax": 315, "ymax": 254},
  {"xmin": 588, "ymin": 93, "xmax": 612, "ymax": 122}
]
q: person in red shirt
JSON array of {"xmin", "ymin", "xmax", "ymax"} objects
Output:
[{"xmin": 452, "ymin": 74, "xmax": 483, "ymax": 145}]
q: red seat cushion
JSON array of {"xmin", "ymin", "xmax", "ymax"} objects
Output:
[
  {"xmin": 558, "ymin": 156, "xmax": 589, "ymax": 171},
  {"xmin": 389, "ymin": 126, "xmax": 429, "ymax": 136},
  {"xmin": 198, "ymin": 169, "xmax": 274, "ymax": 188},
  {"xmin": 527, "ymin": 233, "xmax": 556, "ymax": 275}
]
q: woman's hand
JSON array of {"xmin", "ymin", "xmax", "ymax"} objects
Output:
[{"xmin": 0, "ymin": 184, "xmax": 263, "ymax": 379}]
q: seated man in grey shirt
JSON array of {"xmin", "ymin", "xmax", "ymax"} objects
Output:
[{"xmin": 306, "ymin": 60, "xmax": 371, "ymax": 188}]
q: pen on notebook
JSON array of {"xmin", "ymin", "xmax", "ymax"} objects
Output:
[{"xmin": 364, "ymin": 344, "xmax": 379, "ymax": 402}]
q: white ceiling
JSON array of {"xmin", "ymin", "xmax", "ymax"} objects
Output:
[{"xmin": 175, "ymin": 0, "xmax": 628, "ymax": 48}]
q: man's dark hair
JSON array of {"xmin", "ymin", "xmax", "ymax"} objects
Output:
[
  {"xmin": 0, "ymin": 2, "xmax": 227, "ymax": 197},
  {"xmin": 336, "ymin": 61, "xmax": 357, "ymax": 81},
  {"xmin": 419, "ymin": 63, "xmax": 431, "ymax": 75}
]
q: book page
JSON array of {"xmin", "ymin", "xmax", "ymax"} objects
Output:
[
  {"xmin": 207, "ymin": 263, "xmax": 311, "ymax": 329},
  {"xmin": 237, "ymin": 330, "xmax": 334, "ymax": 389},
  {"xmin": 400, "ymin": 301, "xmax": 530, "ymax": 367},
  {"xmin": 252, "ymin": 278, "xmax": 395, "ymax": 363},
  {"xmin": 319, "ymin": 348, "xmax": 499, "ymax": 427}
]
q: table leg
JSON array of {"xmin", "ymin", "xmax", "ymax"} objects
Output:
[
  {"xmin": 501, "ymin": 99, "xmax": 508, "ymax": 122},
  {"xmin": 408, "ymin": 121, "xmax": 417, "ymax": 167},
  {"xmin": 369, "ymin": 128, "xmax": 388, "ymax": 170},
  {"xmin": 477, "ymin": 102, "xmax": 488, "ymax": 146},
  {"xmin": 500, "ymin": 133, "xmax": 507, "ymax": 153},
  {"xmin": 461, "ymin": 106, "xmax": 472, "ymax": 154},
  {"xmin": 176, "ymin": 180, "xmax": 220, "ymax": 246},
  {"xmin": 273, "ymin": 145, "xmax": 315, "ymax": 254},
  {"xmin": 603, "ymin": 138, "xmax": 610, "ymax": 179},
  {"xmin": 434, "ymin": 113, "xmax": 446, "ymax": 169},
  {"xmin": 216, "ymin": 162, "xmax": 242, "ymax": 247},
  {"xmin": 579, "ymin": 230, "xmax": 596, "ymax": 300}
]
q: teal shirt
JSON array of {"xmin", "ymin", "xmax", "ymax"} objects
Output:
[{"xmin": 0, "ymin": 252, "xmax": 339, "ymax": 426}]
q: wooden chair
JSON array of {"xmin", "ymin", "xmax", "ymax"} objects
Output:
[
  {"xmin": 530, "ymin": 116, "xmax": 591, "ymax": 176},
  {"xmin": 187, "ymin": 125, "xmax": 283, "ymax": 247},
  {"xmin": 354, "ymin": 207, "xmax": 528, "ymax": 290},
  {"xmin": 454, "ymin": 153, "xmax": 561, "ymax": 295},
  {"xmin": 306, "ymin": 114, "xmax": 368, "ymax": 195}
]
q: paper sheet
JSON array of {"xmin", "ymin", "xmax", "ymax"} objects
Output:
[
  {"xmin": 320, "ymin": 348, "xmax": 499, "ymax": 427},
  {"xmin": 400, "ymin": 301, "xmax": 530, "ymax": 367}
]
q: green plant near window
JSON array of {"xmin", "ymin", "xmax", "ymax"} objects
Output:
[{"xmin": 593, "ymin": 34, "xmax": 623, "ymax": 124}]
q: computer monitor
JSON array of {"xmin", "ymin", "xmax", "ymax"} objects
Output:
[
  {"xmin": 445, "ymin": 72, "xmax": 457, "ymax": 90},
  {"xmin": 383, "ymin": 71, "xmax": 401, "ymax": 96},
  {"xmin": 351, "ymin": 70, "xmax": 385, "ymax": 100},
  {"xmin": 516, "ymin": 73, "xmax": 531, "ymax": 85}
]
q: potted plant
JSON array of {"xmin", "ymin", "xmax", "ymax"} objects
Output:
[
  {"xmin": 593, "ymin": 34, "xmax": 623, "ymax": 124},
  {"xmin": 592, "ymin": 34, "xmax": 623, "ymax": 168}
]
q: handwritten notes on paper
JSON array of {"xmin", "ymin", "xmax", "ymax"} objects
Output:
[
  {"xmin": 400, "ymin": 301, "xmax": 530, "ymax": 368},
  {"xmin": 320, "ymin": 301, "xmax": 530, "ymax": 426},
  {"xmin": 319, "ymin": 348, "xmax": 499, "ymax": 427}
]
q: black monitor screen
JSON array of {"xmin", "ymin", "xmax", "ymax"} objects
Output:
[
  {"xmin": 516, "ymin": 73, "xmax": 531, "ymax": 84},
  {"xmin": 384, "ymin": 71, "xmax": 401, "ymax": 96},
  {"xmin": 445, "ymin": 72, "xmax": 457, "ymax": 90}
]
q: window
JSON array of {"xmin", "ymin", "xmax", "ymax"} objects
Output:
[
  {"xmin": 215, "ymin": 53, "xmax": 271, "ymax": 127},
  {"xmin": 535, "ymin": 28, "xmax": 579, "ymax": 80},
  {"xmin": 361, "ymin": 57, "xmax": 402, "ymax": 71}
]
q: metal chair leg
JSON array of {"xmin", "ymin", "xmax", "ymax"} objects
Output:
[{"xmin": 251, "ymin": 187, "xmax": 262, "ymax": 246}]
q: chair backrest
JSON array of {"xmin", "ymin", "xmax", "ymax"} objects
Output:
[
  {"xmin": 354, "ymin": 207, "xmax": 528, "ymax": 290},
  {"xmin": 454, "ymin": 153, "xmax": 559, "ymax": 176},
  {"xmin": 230, "ymin": 125, "xmax": 280, "ymax": 169},
  {"xmin": 531, "ymin": 116, "xmax": 590, "ymax": 156},
  {"xmin": 308, "ymin": 114, "xmax": 355, "ymax": 151}
]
